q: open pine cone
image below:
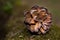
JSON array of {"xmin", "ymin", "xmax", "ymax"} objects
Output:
[{"xmin": 24, "ymin": 5, "xmax": 52, "ymax": 34}]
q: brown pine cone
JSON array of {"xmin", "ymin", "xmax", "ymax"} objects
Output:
[{"xmin": 24, "ymin": 5, "xmax": 52, "ymax": 34}]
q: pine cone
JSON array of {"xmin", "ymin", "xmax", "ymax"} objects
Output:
[{"xmin": 24, "ymin": 5, "xmax": 52, "ymax": 34}]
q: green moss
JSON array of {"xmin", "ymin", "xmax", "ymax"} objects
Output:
[{"xmin": 5, "ymin": 24, "xmax": 60, "ymax": 40}]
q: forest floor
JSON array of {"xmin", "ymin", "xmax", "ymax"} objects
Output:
[{"xmin": 5, "ymin": 24, "xmax": 60, "ymax": 40}]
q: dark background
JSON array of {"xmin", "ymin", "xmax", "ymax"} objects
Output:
[{"xmin": 0, "ymin": 0, "xmax": 60, "ymax": 40}]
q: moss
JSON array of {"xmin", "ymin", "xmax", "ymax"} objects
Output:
[{"xmin": 5, "ymin": 24, "xmax": 60, "ymax": 40}]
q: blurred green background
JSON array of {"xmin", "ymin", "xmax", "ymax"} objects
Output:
[{"xmin": 0, "ymin": 0, "xmax": 60, "ymax": 40}]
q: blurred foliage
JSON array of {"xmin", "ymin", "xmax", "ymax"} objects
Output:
[{"xmin": 3, "ymin": 1, "xmax": 13, "ymax": 11}]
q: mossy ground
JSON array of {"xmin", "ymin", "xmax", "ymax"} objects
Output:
[{"xmin": 5, "ymin": 24, "xmax": 60, "ymax": 40}]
